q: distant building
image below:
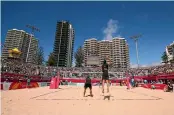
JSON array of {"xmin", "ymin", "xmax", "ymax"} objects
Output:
[
  {"xmin": 83, "ymin": 37, "xmax": 130, "ymax": 69},
  {"xmin": 2, "ymin": 29, "xmax": 38, "ymax": 64},
  {"xmin": 25, "ymin": 36, "xmax": 38, "ymax": 63},
  {"xmin": 98, "ymin": 40, "xmax": 113, "ymax": 65},
  {"xmin": 112, "ymin": 37, "xmax": 130, "ymax": 69},
  {"xmin": 2, "ymin": 29, "xmax": 25, "ymax": 59},
  {"xmin": 166, "ymin": 41, "xmax": 174, "ymax": 63},
  {"xmin": 53, "ymin": 21, "xmax": 75, "ymax": 67},
  {"xmin": 83, "ymin": 38, "xmax": 99, "ymax": 67}
]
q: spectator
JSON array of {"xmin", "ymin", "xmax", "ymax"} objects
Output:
[
  {"xmin": 1, "ymin": 58, "xmax": 174, "ymax": 80},
  {"xmin": 167, "ymin": 81, "xmax": 173, "ymax": 92}
]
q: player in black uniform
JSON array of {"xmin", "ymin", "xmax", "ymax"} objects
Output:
[
  {"xmin": 84, "ymin": 76, "xmax": 93, "ymax": 97},
  {"xmin": 102, "ymin": 59, "xmax": 110, "ymax": 93}
]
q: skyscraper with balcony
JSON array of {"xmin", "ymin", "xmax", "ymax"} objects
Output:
[
  {"xmin": 2, "ymin": 29, "xmax": 25, "ymax": 59},
  {"xmin": 2, "ymin": 29, "xmax": 38, "ymax": 64},
  {"xmin": 83, "ymin": 37, "xmax": 130, "ymax": 69},
  {"xmin": 112, "ymin": 37, "xmax": 130, "ymax": 69},
  {"xmin": 166, "ymin": 41, "xmax": 174, "ymax": 63},
  {"xmin": 98, "ymin": 40, "xmax": 113, "ymax": 65},
  {"xmin": 23, "ymin": 35, "xmax": 38, "ymax": 63},
  {"xmin": 53, "ymin": 21, "xmax": 75, "ymax": 67},
  {"xmin": 83, "ymin": 38, "xmax": 99, "ymax": 67}
]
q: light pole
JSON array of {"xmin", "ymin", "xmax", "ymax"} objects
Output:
[
  {"xmin": 26, "ymin": 24, "xmax": 40, "ymax": 63},
  {"xmin": 130, "ymin": 34, "xmax": 142, "ymax": 68}
]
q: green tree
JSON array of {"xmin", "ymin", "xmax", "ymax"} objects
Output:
[
  {"xmin": 36, "ymin": 46, "xmax": 45, "ymax": 65},
  {"xmin": 74, "ymin": 46, "xmax": 84, "ymax": 67},
  {"xmin": 161, "ymin": 51, "xmax": 168, "ymax": 63},
  {"xmin": 47, "ymin": 52, "xmax": 56, "ymax": 66}
]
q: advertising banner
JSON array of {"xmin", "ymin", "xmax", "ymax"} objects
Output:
[
  {"xmin": 142, "ymin": 84, "xmax": 166, "ymax": 90},
  {"xmin": 3, "ymin": 82, "xmax": 11, "ymax": 90},
  {"xmin": 76, "ymin": 83, "xmax": 84, "ymax": 86},
  {"xmin": 68, "ymin": 82, "xmax": 77, "ymax": 86},
  {"xmin": 9, "ymin": 82, "xmax": 39, "ymax": 90},
  {"xmin": 40, "ymin": 82, "xmax": 48, "ymax": 87}
]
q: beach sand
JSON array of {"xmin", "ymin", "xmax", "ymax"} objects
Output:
[{"xmin": 1, "ymin": 86, "xmax": 174, "ymax": 115}]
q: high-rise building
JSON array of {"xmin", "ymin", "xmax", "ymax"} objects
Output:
[
  {"xmin": 166, "ymin": 41, "xmax": 174, "ymax": 63},
  {"xmin": 112, "ymin": 37, "xmax": 130, "ymax": 69},
  {"xmin": 20, "ymin": 33, "xmax": 30, "ymax": 62},
  {"xmin": 83, "ymin": 38, "xmax": 99, "ymax": 66},
  {"xmin": 2, "ymin": 29, "xmax": 26, "ymax": 59},
  {"xmin": 2, "ymin": 29, "xmax": 38, "ymax": 64},
  {"xmin": 83, "ymin": 37, "xmax": 130, "ymax": 69},
  {"xmin": 25, "ymin": 37, "xmax": 39, "ymax": 63},
  {"xmin": 53, "ymin": 21, "xmax": 75, "ymax": 67},
  {"xmin": 98, "ymin": 40, "xmax": 113, "ymax": 65}
]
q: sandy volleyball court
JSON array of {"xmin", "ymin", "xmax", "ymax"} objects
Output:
[{"xmin": 1, "ymin": 86, "xmax": 174, "ymax": 115}]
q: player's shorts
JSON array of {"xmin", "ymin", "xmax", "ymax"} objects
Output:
[
  {"xmin": 102, "ymin": 75, "xmax": 109, "ymax": 80},
  {"xmin": 102, "ymin": 72, "xmax": 109, "ymax": 80},
  {"xmin": 84, "ymin": 83, "xmax": 92, "ymax": 89}
]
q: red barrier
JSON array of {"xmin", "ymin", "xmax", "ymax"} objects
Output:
[
  {"xmin": 142, "ymin": 84, "xmax": 167, "ymax": 90},
  {"xmin": 56, "ymin": 73, "xmax": 60, "ymax": 89},
  {"xmin": 49, "ymin": 77, "xmax": 57, "ymax": 89},
  {"xmin": 1, "ymin": 84, "xmax": 3, "ymax": 90}
]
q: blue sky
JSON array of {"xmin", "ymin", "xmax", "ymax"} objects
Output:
[{"xmin": 1, "ymin": 2, "xmax": 174, "ymax": 66}]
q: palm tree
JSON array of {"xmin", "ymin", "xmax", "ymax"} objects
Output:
[{"xmin": 161, "ymin": 51, "xmax": 168, "ymax": 64}]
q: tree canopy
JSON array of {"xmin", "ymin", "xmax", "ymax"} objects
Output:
[{"xmin": 74, "ymin": 46, "xmax": 84, "ymax": 67}]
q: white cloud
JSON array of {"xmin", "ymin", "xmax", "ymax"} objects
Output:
[
  {"xmin": 103, "ymin": 19, "xmax": 119, "ymax": 40},
  {"xmin": 140, "ymin": 65, "xmax": 148, "ymax": 67},
  {"xmin": 130, "ymin": 62, "xmax": 163, "ymax": 68},
  {"xmin": 150, "ymin": 62, "xmax": 163, "ymax": 66},
  {"xmin": 130, "ymin": 63, "xmax": 138, "ymax": 68},
  {"xmin": 131, "ymin": 64, "xmax": 149, "ymax": 68}
]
